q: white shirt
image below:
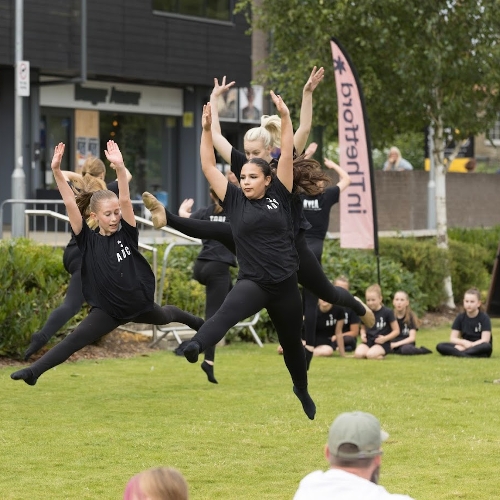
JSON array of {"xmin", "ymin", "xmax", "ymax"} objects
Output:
[{"xmin": 293, "ymin": 468, "xmax": 415, "ymax": 500}]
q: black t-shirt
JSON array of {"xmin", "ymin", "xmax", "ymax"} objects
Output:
[
  {"xmin": 230, "ymin": 147, "xmax": 311, "ymax": 237},
  {"xmin": 365, "ymin": 306, "xmax": 396, "ymax": 342},
  {"xmin": 190, "ymin": 204, "xmax": 237, "ymax": 267},
  {"xmin": 74, "ymin": 217, "xmax": 155, "ymax": 320},
  {"xmin": 301, "ymin": 186, "xmax": 340, "ymax": 240},
  {"xmin": 342, "ymin": 307, "xmax": 361, "ymax": 334},
  {"xmin": 393, "ymin": 315, "xmax": 418, "ymax": 343},
  {"xmin": 221, "ymin": 178, "xmax": 298, "ymax": 284},
  {"xmin": 315, "ymin": 304, "xmax": 345, "ymax": 346},
  {"xmin": 67, "ymin": 180, "xmax": 119, "ymax": 249},
  {"xmin": 452, "ymin": 311, "xmax": 492, "ymax": 344}
]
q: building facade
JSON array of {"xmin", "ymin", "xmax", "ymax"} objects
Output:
[{"xmin": 0, "ymin": 0, "xmax": 255, "ymax": 222}]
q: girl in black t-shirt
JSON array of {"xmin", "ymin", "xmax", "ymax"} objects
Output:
[
  {"xmin": 178, "ymin": 190, "xmax": 237, "ymax": 384},
  {"xmin": 390, "ymin": 291, "xmax": 432, "ymax": 355},
  {"xmin": 182, "ymin": 95, "xmax": 316, "ymax": 420},
  {"xmin": 436, "ymin": 288, "xmax": 492, "ymax": 358},
  {"xmin": 11, "ymin": 141, "xmax": 204, "ymax": 387},
  {"xmin": 300, "ymin": 158, "xmax": 351, "ymax": 368},
  {"xmin": 142, "ymin": 72, "xmax": 375, "ymax": 340},
  {"xmin": 23, "ymin": 157, "xmax": 133, "ymax": 361},
  {"xmin": 354, "ymin": 284, "xmax": 399, "ymax": 360},
  {"xmin": 312, "ymin": 299, "xmax": 346, "ymax": 357}
]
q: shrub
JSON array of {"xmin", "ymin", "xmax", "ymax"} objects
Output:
[
  {"xmin": 448, "ymin": 226, "xmax": 500, "ymax": 274},
  {"xmin": 321, "ymin": 240, "xmax": 426, "ymax": 314},
  {"xmin": 448, "ymin": 240, "xmax": 491, "ymax": 302},
  {"xmin": 378, "ymin": 237, "xmax": 449, "ymax": 311},
  {"xmin": 0, "ymin": 239, "xmax": 67, "ymax": 357}
]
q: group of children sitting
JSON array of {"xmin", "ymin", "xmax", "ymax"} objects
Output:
[{"xmin": 279, "ymin": 278, "xmax": 492, "ymax": 360}]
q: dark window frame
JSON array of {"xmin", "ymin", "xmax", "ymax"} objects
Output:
[{"xmin": 152, "ymin": 0, "xmax": 235, "ymax": 26}]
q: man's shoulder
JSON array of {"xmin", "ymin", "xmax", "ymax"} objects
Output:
[{"xmin": 293, "ymin": 468, "xmax": 414, "ymax": 500}]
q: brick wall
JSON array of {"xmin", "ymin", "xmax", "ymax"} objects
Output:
[{"xmin": 327, "ymin": 171, "xmax": 500, "ymax": 233}]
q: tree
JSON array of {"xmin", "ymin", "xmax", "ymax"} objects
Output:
[{"xmin": 236, "ymin": 0, "xmax": 500, "ymax": 305}]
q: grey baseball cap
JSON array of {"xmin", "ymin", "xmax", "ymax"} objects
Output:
[{"xmin": 328, "ymin": 411, "xmax": 389, "ymax": 459}]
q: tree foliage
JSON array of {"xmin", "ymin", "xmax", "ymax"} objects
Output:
[{"xmin": 236, "ymin": 0, "xmax": 500, "ymax": 148}]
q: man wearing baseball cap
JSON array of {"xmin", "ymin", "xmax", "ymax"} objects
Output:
[{"xmin": 293, "ymin": 411, "xmax": 415, "ymax": 499}]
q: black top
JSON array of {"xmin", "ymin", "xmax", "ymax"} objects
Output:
[
  {"xmin": 365, "ymin": 306, "xmax": 396, "ymax": 342},
  {"xmin": 67, "ymin": 180, "xmax": 119, "ymax": 249},
  {"xmin": 393, "ymin": 315, "xmax": 418, "ymax": 343},
  {"xmin": 315, "ymin": 304, "xmax": 345, "ymax": 346},
  {"xmin": 221, "ymin": 178, "xmax": 298, "ymax": 284},
  {"xmin": 74, "ymin": 217, "xmax": 155, "ymax": 320},
  {"xmin": 230, "ymin": 147, "xmax": 311, "ymax": 237},
  {"xmin": 300, "ymin": 186, "xmax": 340, "ymax": 240},
  {"xmin": 190, "ymin": 204, "xmax": 237, "ymax": 267},
  {"xmin": 342, "ymin": 307, "xmax": 361, "ymax": 334},
  {"xmin": 452, "ymin": 311, "xmax": 492, "ymax": 344}
]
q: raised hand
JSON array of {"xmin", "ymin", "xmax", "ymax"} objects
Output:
[
  {"xmin": 202, "ymin": 103, "xmax": 212, "ymax": 131},
  {"xmin": 51, "ymin": 143, "xmax": 66, "ymax": 172},
  {"xmin": 104, "ymin": 140, "xmax": 124, "ymax": 168},
  {"xmin": 212, "ymin": 76, "xmax": 235, "ymax": 98},
  {"xmin": 179, "ymin": 198, "xmax": 194, "ymax": 216},
  {"xmin": 304, "ymin": 142, "xmax": 318, "ymax": 159},
  {"xmin": 324, "ymin": 158, "xmax": 340, "ymax": 170},
  {"xmin": 270, "ymin": 90, "xmax": 290, "ymax": 117},
  {"xmin": 304, "ymin": 66, "xmax": 325, "ymax": 93}
]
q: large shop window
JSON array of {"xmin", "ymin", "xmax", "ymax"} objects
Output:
[
  {"xmin": 100, "ymin": 112, "xmax": 164, "ymax": 200},
  {"xmin": 153, "ymin": 0, "xmax": 232, "ymax": 22}
]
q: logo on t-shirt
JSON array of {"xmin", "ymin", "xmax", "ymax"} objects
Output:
[
  {"xmin": 325, "ymin": 313, "xmax": 337, "ymax": 327},
  {"xmin": 303, "ymin": 198, "xmax": 320, "ymax": 211},
  {"xmin": 376, "ymin": 317, "xmax": 386, "ymax": 330},
  {"xmin": 475, "ymin": 322, "xmax": 482, "ymax": 333},
  {"xmin": 116, "ymin": 240, "xmax": 131, "ymax": 262},
  {"xmin": 265, "ymin": 197, "xmax": 280, "ymax": 210},
  {"xmin": 210, "ymin": 215, "xmax": 227, "ymax": 222}
]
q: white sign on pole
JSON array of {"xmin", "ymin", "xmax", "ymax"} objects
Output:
[{"xmin": 16, "ymin": 60, "xmax": 30, "ymax": 97}]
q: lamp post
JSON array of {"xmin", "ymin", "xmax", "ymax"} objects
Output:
[{"xmin": 12, "ymin": 0, "xmax": 26, "ymax": 238}]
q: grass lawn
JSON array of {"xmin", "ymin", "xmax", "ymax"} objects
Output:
[{"xmin": 1, "ymin": 319, "xmax": 500, "ymax": 499}]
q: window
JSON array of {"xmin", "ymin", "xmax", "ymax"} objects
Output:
[
  {"xmin": 153, "ymin": 0, "xmax": 232, "ymax": 22},
  {"xmin": 486, "ymin": 115, "xmax": 500, "ymax": 146}
]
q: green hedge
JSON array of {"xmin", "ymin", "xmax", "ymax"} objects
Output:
[
  {"xmin": 0, "ymin": 239, "xmax": 67, "ymax": 357},
  {"xmin": 1, "ymin": 229, "xmax": 497, "ymax": 356}
]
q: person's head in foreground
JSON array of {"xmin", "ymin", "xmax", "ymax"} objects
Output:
[
  {"xmin": 123, "ymin": 467, "xmax": 188, "ymax": 500},
  {"xmin": 326, "ymin": 411, "xmax": 387, "ymax": 481},
  {"xmin": 293, "ymin": 411, "xmax": 415, "ymax": 499}
]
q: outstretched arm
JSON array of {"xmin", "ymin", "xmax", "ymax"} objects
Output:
[
  {"xmin": 104, "ymin": 141, "xmax": 135, "ymax": 227},
  {"xmin": 324, "ymin": 158, "xmax": 351, "ymax": 192},
  {"xmin": 51, "ymin": 143, "xmax": 83, "ymax": 235},
  {"xmin": 210, "ymin": 76, "xmax": 236, "ymax": 164},
  {"xmin": 272, "ymin": 91, "xmax": 293, "ymax": 192},
  {"xmin": 294, "ymin": 66, "xmax": 324, "ymax": 155},
  {"xmin": 201, "ymin": 103, "xmax": 228, "ymax": 202}
]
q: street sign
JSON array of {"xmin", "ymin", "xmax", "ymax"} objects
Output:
[{"xmin": 16, "ymin": 60, "xmax": 30, "ymax": 97}]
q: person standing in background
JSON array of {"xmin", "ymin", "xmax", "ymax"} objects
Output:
[{"xmin": 383, "ymin": 147, "xmax": 413, "ymax": 171}]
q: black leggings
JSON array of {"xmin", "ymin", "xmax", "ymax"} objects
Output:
[
  {"xmin": 436, "ymin": 342, "xmax": 492, "ymax": 358},
  {"xmin": 302, "ymin": 237, "xmax": 324, "ymax": 347},
  {"xmin": 191, "ymin": 274, "xmax": 308, "ymax": 389},
  {"xmin": 165, "ymin": 210, "xmax": 365, "ymax": 317},
  {"xmin": 38, "ymin": 245, "xmax": 85, "ymax": 341},
  {"xmin": 193, "ymin": 259, "xmax": 232, "ymax": 363},
  {"xmin": 28, "ymin": 304, "xmax": 203, "ymax": 379}
]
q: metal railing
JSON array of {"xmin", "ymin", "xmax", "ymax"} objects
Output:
[{"xmin": 0, "ymin": 198, "xmax": 147, "ymax": 239}]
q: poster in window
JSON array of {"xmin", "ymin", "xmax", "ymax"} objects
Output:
[
  {"xmin": 88, "ymin": 138, "xmax": 99, "ymax": 158},
  {"xmin": 217, "ymin": 88, "xmax": 238, "ymax": 122},
  {"xmin": 239, "ymin": 85, "xmax": 263, "ymax": 124}
]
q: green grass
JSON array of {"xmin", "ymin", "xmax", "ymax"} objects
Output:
[{"xmin": 1, "ymin": 320, "xmax": 500, "ymax": 499}]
